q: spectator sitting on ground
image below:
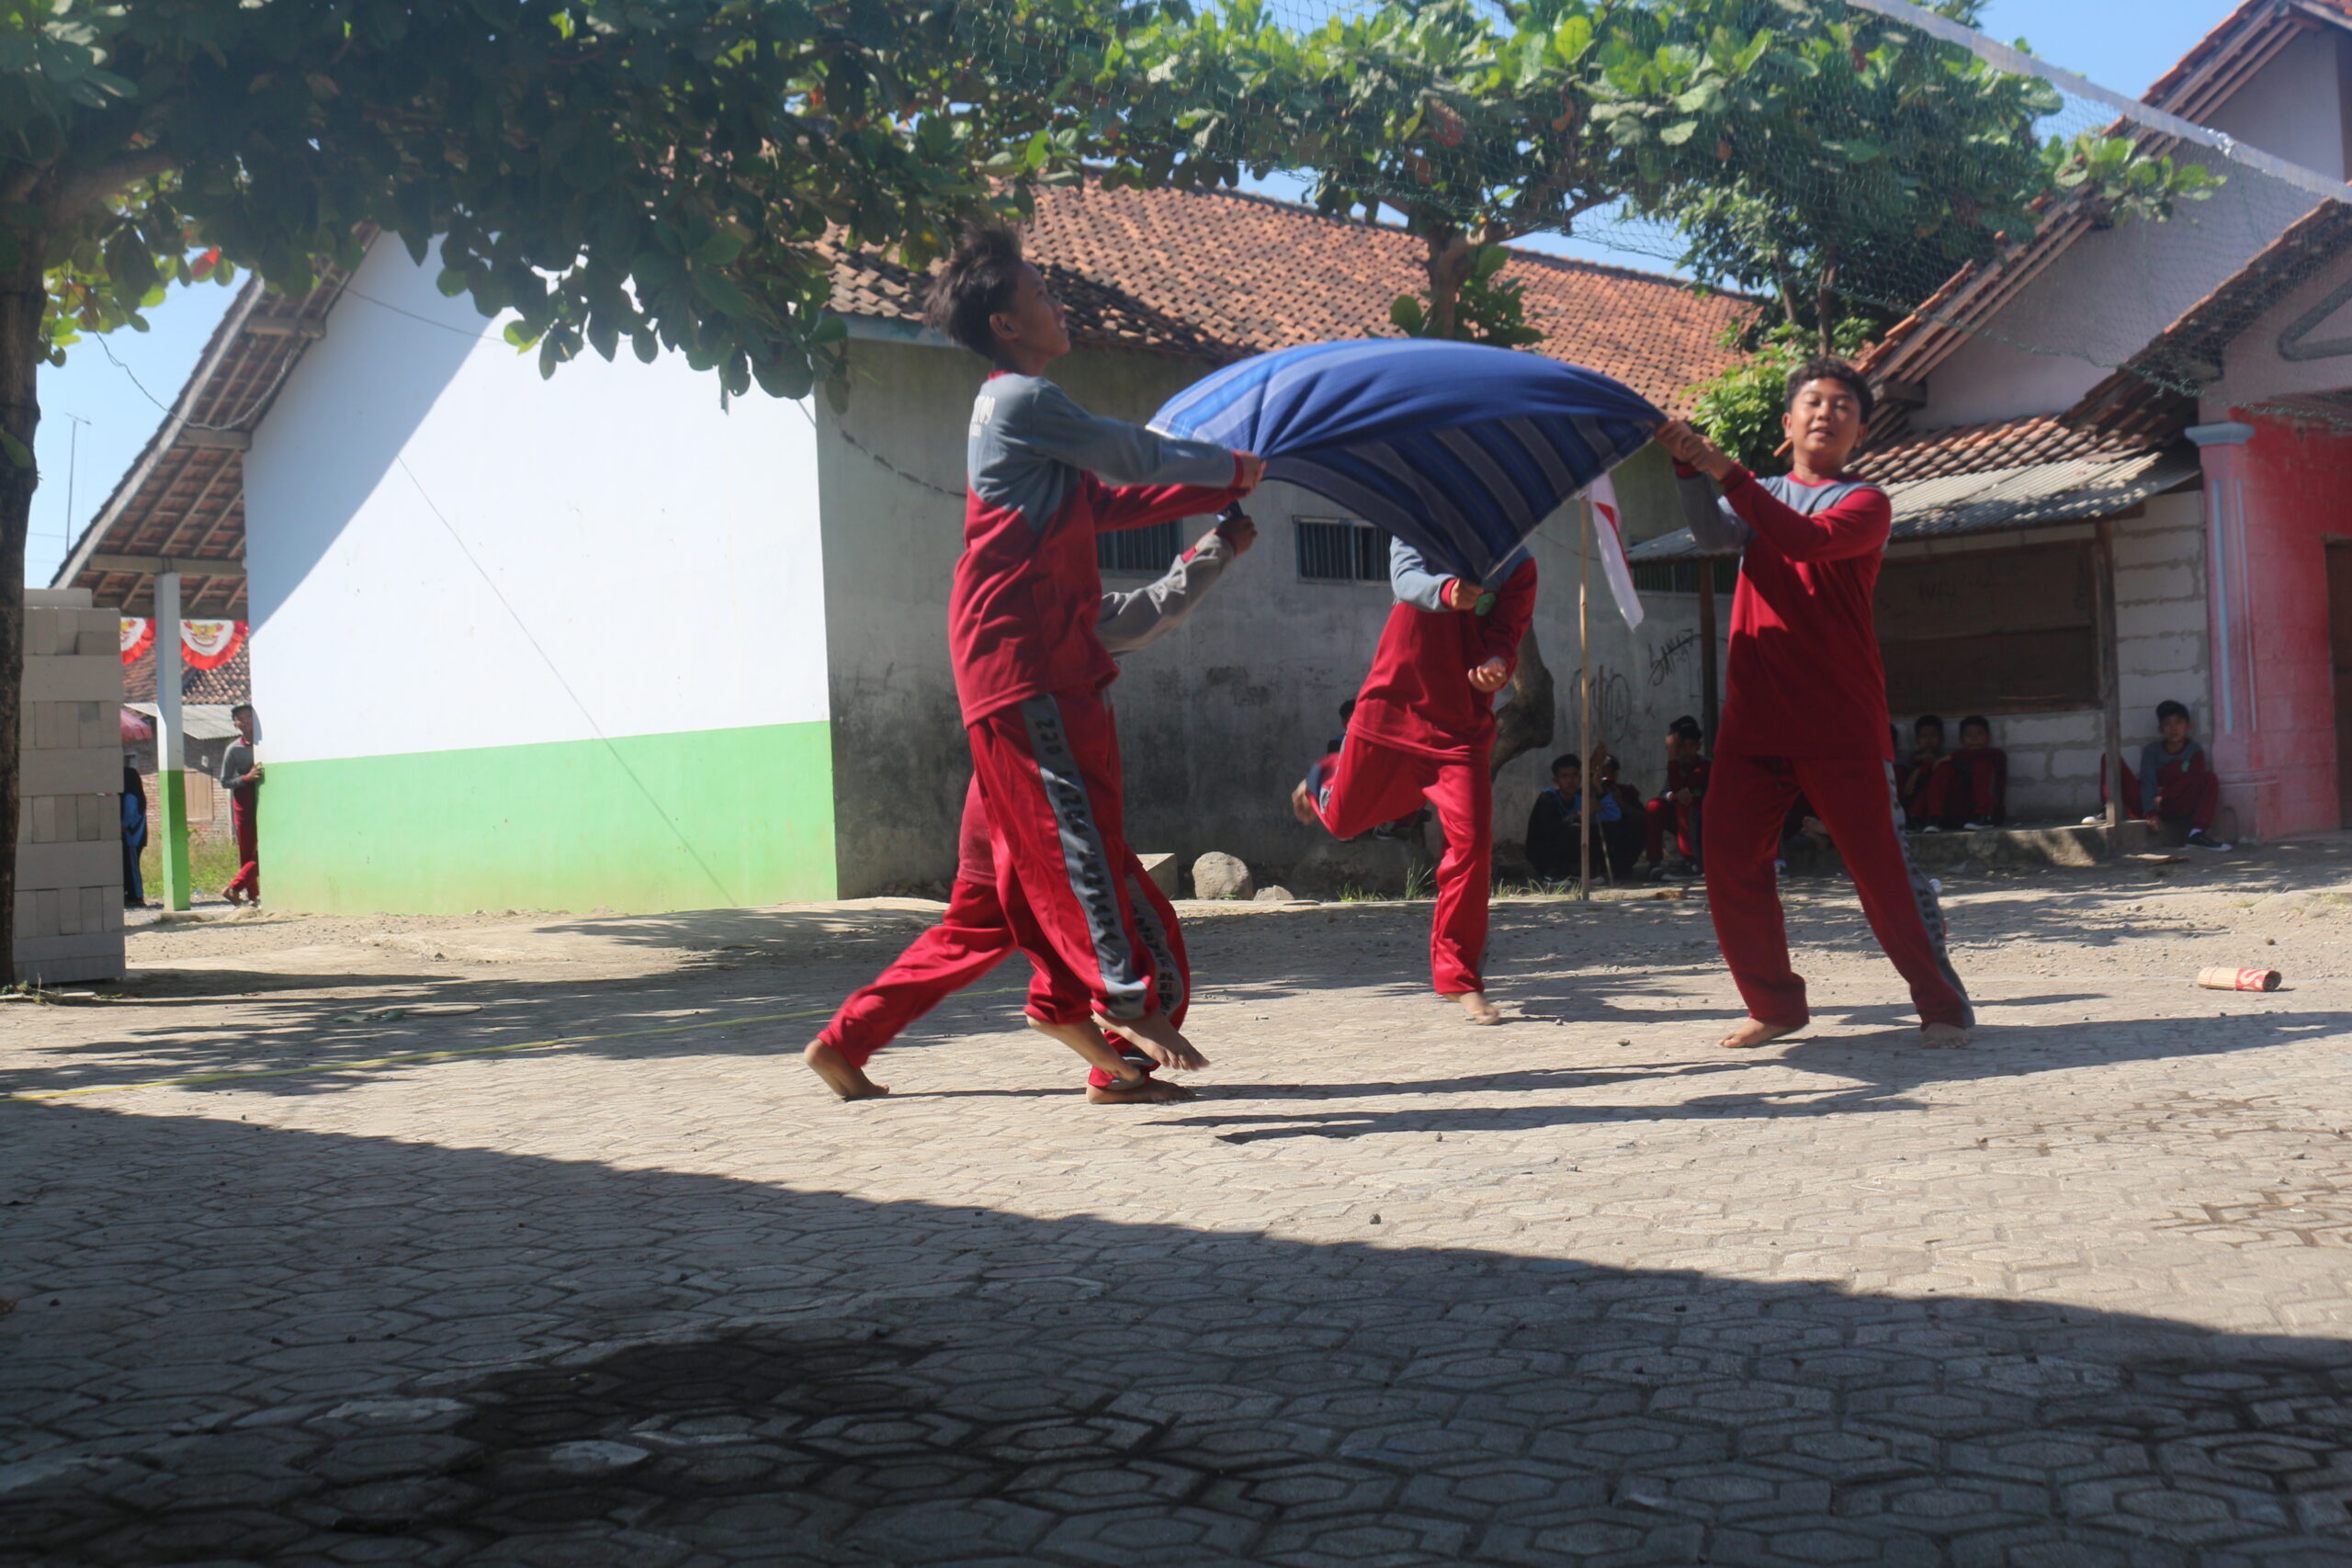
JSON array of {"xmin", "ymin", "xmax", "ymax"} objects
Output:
[
  {"xmin": 1589, "ymin": 750, "xmax": 1647, "ymax": 880},
  {"xmin": 1899, "ymin": 714, "xmax": 1947, "ymax": 830},
  {"xmin": 2118, "ymin": 699, "xmax": 2229, "ymax": 851},
  {"xmin": 1932, "ymin": 715, "xmax": 2007, "ymax": 829},
  {"xmin": 1644, "ymin": 715, "xmax": 1709, "ymax": 877}
]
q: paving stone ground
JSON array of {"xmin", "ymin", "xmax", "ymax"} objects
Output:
[{"xmin": 8, "ymin": 838, "xmax": 2352, "ymax": 1566}]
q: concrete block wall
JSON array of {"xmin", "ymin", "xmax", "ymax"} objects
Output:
[
  {"xmin": 17, "ymin": 588, "xmax": 125, "ymax": 986},
  {"xmin": 1887, "ymin": 493, "xmax": 2212, "ymax": 826}
]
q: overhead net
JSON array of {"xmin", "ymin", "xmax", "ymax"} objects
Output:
[{"xmin": 971, "ymin": 0, "xmax": 2352, "ymax": 434}]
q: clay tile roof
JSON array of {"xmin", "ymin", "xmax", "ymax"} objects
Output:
[
  {"xmin": 836, "ymin": 181, "xmax": 1753, "ymax": 413},
  {"xmin": 120, "ymin": 640, "xmax": 251, "ymax": 705},
  {"xmin": 1849, "ymin": 412, "xmax": 2158, "ymax": 485}
]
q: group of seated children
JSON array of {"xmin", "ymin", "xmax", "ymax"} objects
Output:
[
  {"xmin": 1530, "ymin": 697, "xmax": 2229, "ymax": 881},
  {"xmin": 1523, "ymin": 714, "xmax": 1711, "ymax": 884},
  {"xmin": 1895, "ymin": 713, "xmax": 2007, "ymax": 832}
]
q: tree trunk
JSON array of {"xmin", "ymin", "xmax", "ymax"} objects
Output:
[
  {"xmin": 1425, "ymin": 230, "xmax": 1474, "ymax": 342},
  {"xmin": 0, "ymin": 250, "xmax": 42, "ymax": 984},
  {"xmin": 1490, "ymin": 627, "xmax": 1555, "ymax": 778}
]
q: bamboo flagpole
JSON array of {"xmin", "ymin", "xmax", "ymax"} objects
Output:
[{"xmin": 1578, "ymin": 495, "xmax": 1594, "ymax": 901}]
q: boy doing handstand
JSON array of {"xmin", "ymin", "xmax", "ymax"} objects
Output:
[
  {"xmin": 1658, "ymin": 361, "xmax": 1973, "ymax": 1050},
  {"xmin": 807, "ymin": 226, "xmax": 1261, "ymax": 1099},
  {"xmin": 1291, "ymin": 539, "xmax": 1536, "ymax": 1025}
]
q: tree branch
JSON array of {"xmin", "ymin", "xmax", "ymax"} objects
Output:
[{"xmin": 40, "ymin": 147, "xmax": 179, "ymax": 234}]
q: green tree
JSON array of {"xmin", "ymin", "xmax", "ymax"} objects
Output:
[
  {"xmin": 1105, "ymin": 0, "xmax": 1758, "ymax": 342},
  {"xmin": 1592, "ymin": 0, "xmax": 2217, "ymax": 352},
  {"xmin": 1, "ymin": 0, "xmax": 1141, "ymax": 973},
  {"xmin": 1686, "ymin": 317, "xmax": 1871, "ymax": 469}
]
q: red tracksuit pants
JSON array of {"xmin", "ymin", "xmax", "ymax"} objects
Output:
[
  {"xmin": 227, "ymin": 787, "xmax": 260, "ymax": 903},
  {"xmin": 1309, "ymin": 732, "xmax": 1492, "ymax": 995},
  {"xmin": 1703, "ymin": 752, "xmax": 1973, "ymax": 1030},
  {"xmin": 817, "ymin": 774, "xmax": 1187, "ymax": 1088}
]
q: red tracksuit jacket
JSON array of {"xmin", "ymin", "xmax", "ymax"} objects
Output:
[
  {"xmin": 948, "ymin": 371, "xmax": 1242, "ymax": 725},
  {"xmin": 1349, "ymin": 540, "xmax": 1538, "ymax": 762},
  {"xmin": 1677, "ymin": 463, "xmax": 1894, "ymax": 761}
]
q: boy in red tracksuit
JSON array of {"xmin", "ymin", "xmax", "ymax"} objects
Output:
[
  {"xmin": 1291, "ymin": 538, "xmax": 1536, "ymax": 1025},
  {"xmin": 2119, "ymin": 699, "xmax": 2228, "ymax": 849},
  {"xmin": 1645, "ymin": 715, "xmax": 1710, "ymax": 874},
  {"xmin": 1658, "ymin": 359, "xmax": 1973, "ymax": 1050},
  {"xmin": 803, "ymin": 226, "xmax": 1261, "ymax": 1100},
  {"xmin": 807, "ymin": 515, "xmax": 1257, "ymax": 1102}
]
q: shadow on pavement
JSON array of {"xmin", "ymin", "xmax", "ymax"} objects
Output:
[{"xmin": 3, "ymin": 1099, "xmax": 2348, "ymax": 1567}]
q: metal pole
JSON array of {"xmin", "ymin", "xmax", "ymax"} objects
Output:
[
  {"xmin": 1579, "ymin": 497, "xmax": 1594, "ymax": 902},
  {"xmin": 1697, "ymin": 565, "xmax": 1720, "ymax": 748},
  {"xmin": 153, "ymin": 572, "xmax": 193, "ymax": 910},
  {"xmin": 2094, "ymin": 519, "xmax": 2125, "ymax": 830}
]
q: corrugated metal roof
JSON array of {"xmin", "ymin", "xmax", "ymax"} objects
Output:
[{"xmin": 1626, "ymin": 451, "xmax": 2203, "ymax": 563}]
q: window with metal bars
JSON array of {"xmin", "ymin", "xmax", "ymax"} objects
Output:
[
  {"xmin": 1096, "ymin": 519, "xmax": 1182, "ymax": 576},
  {"xmin": 1295, "ymin": 517, "xmax": 1389, "ymax": 583},
  {"xmin": 1629, "ymin": 558, "xmax": 1740, "ymax": 595}
]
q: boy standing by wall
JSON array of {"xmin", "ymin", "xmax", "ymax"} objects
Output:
[
  {"xmin": 807, "ymin": 227, "xmax": 1260, "ymax": 1099},
  {"xmin": 1291, "ymin": 539, "xmax": 1536, "ymax": 1025},
  {"xmin": 1645, "ymin": 715, "xmax": 1710, "ymax": 875},
  {"xmin": 1658, "ymin": 361, "xmax": 1973, "ymax": 1050}
]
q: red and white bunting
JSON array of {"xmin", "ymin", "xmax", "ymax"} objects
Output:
[
  {"xmin": 179, "ymin": 620, "xmax": 248, "ymax": 671},
  {"xmin": 119, "ymin": 617, "xmax": 154, "ymax": 665}
]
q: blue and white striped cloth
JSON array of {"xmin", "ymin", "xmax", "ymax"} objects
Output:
[{"xmin": 1149, "ymin": 339, "xmax": 1661, "ymax": 586}]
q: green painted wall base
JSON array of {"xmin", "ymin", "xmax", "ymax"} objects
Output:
[
  {"xmin": 265, "ymin": 721, "xmax": 838, "ymax": 915},
  {"xmin": 155, "ymin": 767, "xmax": 193, "ymax": 911}
]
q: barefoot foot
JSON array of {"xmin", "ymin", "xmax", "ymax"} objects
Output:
[
  {"xmin": 1027, "ymin": 1016, "xmax": 1140, "ymax": 1082},
  {"xmin": 1087, "ymin": 1077, "xmax": 1196, "ymax": 1104},
  {"xmin": 1445, "ymin": 991, "xmax": 1502, "ymax": 1026},
  {"xmin": 803, "ymin": 1042, "xmax": 890, "ymax": 1100},
  {"xmin": 1095, "ymin": 1010, "xmax": 1209, "ymax": 1072},
  {"xmin": 1719, "ymin": 1018, "xmax": 1804, "ymax": 1050},
  {"xmin": 1290, "ymin": 780, "xmax": 1320, "ymax": 827},
  {"xmin": 1919, "ymin": 1021, "xmax": 1972, "ymax": 1049}
]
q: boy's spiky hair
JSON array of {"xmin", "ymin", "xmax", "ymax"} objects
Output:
[
  {"xmin": 924, "ymin": 224, "xmax": 1027, "ymax": 359},
  {"xmin": 1784, "ymin": 356, "xmax": 1874, "ymax": 424}
]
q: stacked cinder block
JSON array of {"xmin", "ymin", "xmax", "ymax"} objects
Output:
[{"xmin": 17, "ymin": 587, "xmax": 124, "ymax": 986}]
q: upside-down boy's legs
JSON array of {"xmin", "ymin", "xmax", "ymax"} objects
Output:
[{"xmin": 1702, "ymin": 750, "xmax": 1808, "ymax": 1043}]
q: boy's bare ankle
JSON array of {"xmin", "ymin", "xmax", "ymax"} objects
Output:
[
  {"xmin": 1719, "ymin": 1018, "xmax": 1803, "ymax": 1050},
  {"xmin": 803, "ymin": 1041, "xmax": 890, "ymax": 1100},
  {"xmin": 1443, "ymin": 990, "xmax": 1502, "ymax": 1026},
  {"xmin": 1026, "ymin": 1016, "xmax": 1137, "ymax": 1079},
  {"xmin": 1920, "ymin": 1021, "xmax": 1971, "ymax": 1049},
  {"xmin": 1095, "ymin": 1010, "xmax": 1209, "ymax": 1071}
]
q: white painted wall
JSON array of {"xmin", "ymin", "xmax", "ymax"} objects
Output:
[
  {"xmin": 246, "ymin": 237, "xmax": 826, "ymax": 763},
  {"xmin": 1916, "ymin": 35, "xmax": 2345, "ymax": 432}
]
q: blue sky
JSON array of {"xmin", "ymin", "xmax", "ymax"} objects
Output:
[{"xmin": 23, "ymin": 0, "xmax": 2244, "ymax": 585}]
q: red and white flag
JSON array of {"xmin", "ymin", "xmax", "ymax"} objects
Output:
[
  {"xmin": 119, "ymin": 616, "xmax": 153, "ymax": 665},
  {"xmin": 1589, "ymin": 473, "xmax": 1644, "ymax": 629}
]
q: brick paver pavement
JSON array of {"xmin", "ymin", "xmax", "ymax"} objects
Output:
[{"xmin": 6, "ymin": 842, "xmax": 2352, "ymax": 1565}]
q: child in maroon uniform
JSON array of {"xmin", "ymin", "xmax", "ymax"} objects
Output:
[
  {"xmin": 805, "ymin": 227, "xmax": 1261, "ymax": 1100},
  {"xmin": 1659, "ymin": 360, "xmax": 1973, "ymax": 1050},
  {"xmin": 1644, "ymin": 715, "xmax": 1709, "ymax": 874},
  {"xmin": 1931, "ymin": 716, "xmax": 2007, "ymax": 829},
  {"xmin": 1291, "ymin": 539, "xmax": 1536, "ymax": 1025},
  {"xmin": 808, "ymin": 517, "xmax": 1256, "ymax": 1102},
  {"xmin": 2120, "ymin": 700, "xmax": 2228, "ymax": 849}
]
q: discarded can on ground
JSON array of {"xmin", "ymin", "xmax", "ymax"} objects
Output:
[{"xmin": 2197, "ymin": 965, "xmax": 2281, "ymax": 993}]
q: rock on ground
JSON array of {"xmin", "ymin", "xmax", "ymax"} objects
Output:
[{"xmin": 1192, "ymin": 851, "xmax": 1253, "ymax": 900}]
